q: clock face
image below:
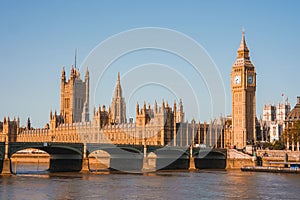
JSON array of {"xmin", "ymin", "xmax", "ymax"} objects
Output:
[
  {"xmin": 234, "ymin": 75, "xmax": 241, "ymax": 84},
  {"xmin": 248, "ymin": 75, "xmax": 253, "ymax": 84}
]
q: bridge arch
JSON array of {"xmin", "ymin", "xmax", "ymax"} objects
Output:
[
  {"xmin": 86, "ymin": 144, "xmax": 144, "ymax": 172},
  {"xmin": 86, "ymin": 144, "xmax": 143, "ymax": 157},
  {"xmin": 8, "ymin": 142, "xmax": 84, "ymax": 172},
  {"xmin": 148, "ymin": 146, "xmax": 190, "ymax": 170},
  {"xmin": 10, "ymin": 148, "xmax": 50, "ymax": 173},
  {"xmin": 192, "ymin": 149, "xmax": 226, "ymax": 158},
  {"xmin": 9, "ymin": 144, "xmax": 82, "ymax": 158},
  {"xmin": 193, "ymin": 149, "xmax": 227, "ymax": 169},
  {"xmin": 88, "ymin": 150, "xmax": 110, "ymax": 171}
]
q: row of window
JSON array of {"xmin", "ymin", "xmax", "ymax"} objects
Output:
[{"xmin": 64, "ymin": 98, "xmax": 84, "ymax": 110}]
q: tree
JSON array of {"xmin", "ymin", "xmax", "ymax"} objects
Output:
[{"xmin": 272, "ymin": 140, "xmax": 285, "ymax": 150}]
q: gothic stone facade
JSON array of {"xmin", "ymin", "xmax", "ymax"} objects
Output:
[
  {"xmin": 16, "ymin": 100, "xmax": 222, "ymax": 148},
  {"xmin": 13, "ymin": 70, "xmax": 225, "ymax": 148},
  {"xmin": 262, "ymin": 100, "xmax": 291, "ymax": 142}
]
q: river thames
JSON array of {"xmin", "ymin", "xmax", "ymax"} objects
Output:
[{"xmin": 0, "ymin": 164, "xmax": 299, "ymax": 199}]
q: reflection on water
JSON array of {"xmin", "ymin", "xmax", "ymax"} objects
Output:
[
  {"xmin": 1, "ymin": 164, "xmax": 300, "ymax": 199},
  {"xmin": 11, "ymin": 162, "xmax": 49, "ymax": 174}
]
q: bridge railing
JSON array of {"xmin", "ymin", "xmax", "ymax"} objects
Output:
[{"xmin": 17, "ymin": 129, "xmax": 51, "ymax": 142}]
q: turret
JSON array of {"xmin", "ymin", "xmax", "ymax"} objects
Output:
[
  {"xmin": 173, "ymin": 100, "xmax": 177, "ymax": 146},
  {"xmin": 2, "ymin": 117, "xmax": 9, "ymax": 137},
  {"xmin": 98, "ymin": 105, "xmax": 101, "ymax": 113},
  {"xmin": 176, "ymin": 99, "xmax": 184, "ymax": 123},
  {"xmin": 70, "ymin": 65, "xmax": 75, "ymax": 80},
  {"xmin": 136, "ymin": 102, "xmax": 139, "ymax": 115},
  {"xmin": 85, "ymin": 67, "xmax": 89, "ymax": 79},
  {"xmin": 93, "ymin": 105, "xmax": 101, "ymax": 127},
  {"xmin": 82, "ymin": 66, "xmax": 90, "ymax": 122},
  {"xmin": 93, "ymin": 104, "xmax": 109, "ymax": 128},
  {"xmin": 61, "ymin": 67, "xmax": 66, "ymax": 82},
  {"xmin": 60, "ymin": 67, "xmax": 66, "ymax": 116},
  {"xmin": 179, "ymin": 98, "xmax": 183, "ymax": 112},
  {"xmin": 76, "ymin": 68, "xmax": 80, "ymax": 77},
  {"xmin": 173, "ymin": 100, "xmax": 177, "ymax": 112},
  {"xmin": 135, "ymin": 101, "xmax": 149, "ymax": 126},
  {"xmin": 50, "ymin": 110, "xmax": 57, "ymax": 130},
  {"xmin": 154, "ymin": 100, "xmax": 157, "ymax": 113},
  {"xmin": 2, "ymin": 116, "xmax": 18, "ymax": 142},
  {"xmin": 17, "ymin": 116, "xmax": 20, "ymax": 128},
  {"xmin": 26, "ymin": 117, "xmax": 31, "ymax": 130}
]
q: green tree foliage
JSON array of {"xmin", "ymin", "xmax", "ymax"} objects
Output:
[
  {"xmin": 261, "ymin": 141, "xmax": 285, "ymax": 150},
  {"xmin": 272, "ymin": 140, "xmax": 285, "ymax": 150}
]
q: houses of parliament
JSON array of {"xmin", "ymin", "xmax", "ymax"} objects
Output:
[{"xmin": 1, "ymin": 31, "xmax": 258, "ymax": 149}]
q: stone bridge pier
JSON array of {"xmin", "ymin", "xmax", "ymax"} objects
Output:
[{"xmin": 1, "ymin": 140, "xmax": 11, "ymax": 174}]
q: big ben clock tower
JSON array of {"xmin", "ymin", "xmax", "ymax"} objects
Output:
[{"xmin": 231, "ymin": 30, "xmax": 256, "ymax": 149}]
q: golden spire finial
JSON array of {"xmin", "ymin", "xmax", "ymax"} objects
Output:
[
  {"xmin": 242, "ymin": 27, "xmax": 245, "ymax": 37},
  {"xmin": 74, "ymin": 48, "xmax": 77, "ymax": 68},
  {"xmin": 237, "ymin": 27, "xmax": 249, "ymax": 54}
]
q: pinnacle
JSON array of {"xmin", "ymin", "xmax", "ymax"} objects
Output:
[
  {"xmin": 113, "ymin": 72, "xmax": 123, "ymax": 98},
  {"xmin": 238, "ymin": 29, "xmax": 249, "ymax": 52}
]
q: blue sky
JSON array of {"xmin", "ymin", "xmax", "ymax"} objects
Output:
[{"xmin": 0, "ymin": 1, "xmax": 299, "ymax": 127}]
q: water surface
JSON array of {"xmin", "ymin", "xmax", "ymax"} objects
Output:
[{"xmin": 1, "ymin": 164, "xmax": 299, "ymax": 199}]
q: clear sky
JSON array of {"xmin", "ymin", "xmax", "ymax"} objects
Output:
[{"xmin": 0, "ymin": 0, "xmax": 299, "ymax": 127}]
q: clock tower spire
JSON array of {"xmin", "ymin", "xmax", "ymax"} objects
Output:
[
  {"xmin": 231, "ymin": 29, "xmax": 256, "ymax": 149},
  {"xmin": 237, "ymin": 28, "xmax": 250, "ymax": 59}
]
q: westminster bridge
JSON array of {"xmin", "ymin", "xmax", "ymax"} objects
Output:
[
  {"xmin": 0, "ymin": 118, "xmax": 227, "ymax": 174},
  {"xmin": 0, "ymin": 141, "xmax": 227, "ymax": 174}
]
